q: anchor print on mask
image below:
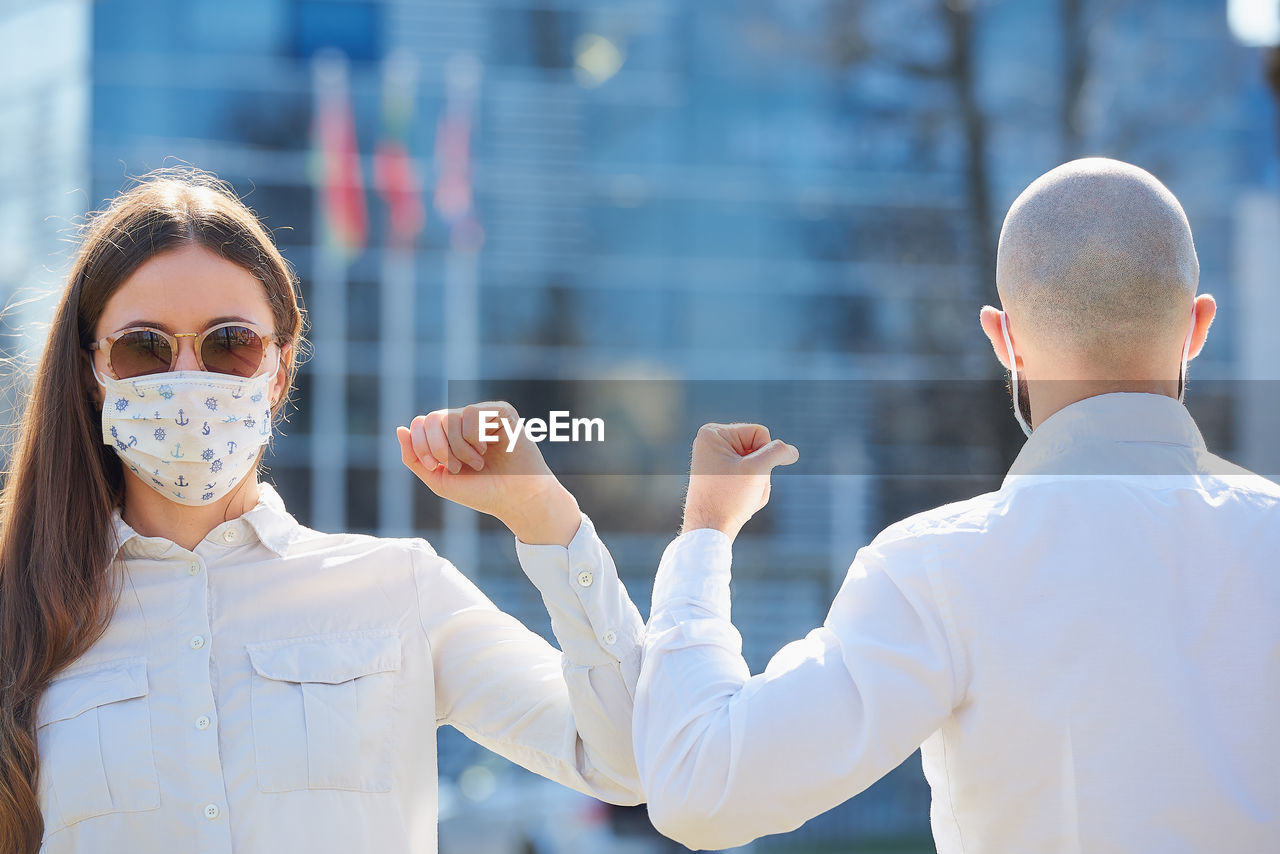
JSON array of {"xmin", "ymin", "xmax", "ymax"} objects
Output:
[{"xmin": 101, "ymin": 371, "xmax": 274, "ymax": 506}]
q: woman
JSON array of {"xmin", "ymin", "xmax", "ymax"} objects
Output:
[{"xmin": 0, "ymin": 170, "xmax": 644, "ymax": 854}]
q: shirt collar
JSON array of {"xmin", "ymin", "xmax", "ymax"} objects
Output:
[
  {"xmin": 1002, "ymin": 392, "xmax": 1206, "ymax": 486},
  {"xmin": 112, "ymin": 481, "xmax": 300, "ymax": 559}
]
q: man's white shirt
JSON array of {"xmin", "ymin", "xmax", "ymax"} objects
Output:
[{"xmin": 637, "ymin": 392, "xmax": 1280, "ymax": 852}]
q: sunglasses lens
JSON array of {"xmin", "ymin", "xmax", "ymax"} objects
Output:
[
  {"xmin": 111, "ymin": 330, "xmax": 172, "ymax": 378},
  {"xmin": 201, "ymin": 325, "xmax": 266, "ymax": 377}
]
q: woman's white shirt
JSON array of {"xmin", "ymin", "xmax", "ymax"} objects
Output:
[{"xmin": 34, "ymin": 483, "xmax": 644, "ymax": 853}]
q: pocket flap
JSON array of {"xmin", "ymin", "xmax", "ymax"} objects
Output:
[
  {"xmin": 246, "ymin": 631, "xmax": 401, "ymax": 684},
  {"xmin": 37, "ymin": 657, "xmax": 148, "ymax": 728}
]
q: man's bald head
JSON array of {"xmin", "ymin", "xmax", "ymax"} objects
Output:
[{"xmin": 996, "ymin": 158, "xmax": 1198, "ymax": 372}]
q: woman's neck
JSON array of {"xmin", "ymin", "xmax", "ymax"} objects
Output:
[{"xmin": 120, "ymin": 474, "xmax": 262, "ymax": 552}]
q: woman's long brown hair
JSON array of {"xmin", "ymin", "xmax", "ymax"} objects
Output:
[{"xmin": 0, "ymin": 168, "xmax": 305, "ymax": 852}]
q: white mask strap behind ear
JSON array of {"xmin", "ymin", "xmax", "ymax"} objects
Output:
[
  {"xmin": 1177, "ymin": 304, "xmax": 1196, "ymax": 404},
  {"xmin": 90, "ymin": 360, "xmax": 110, "ymax": 388},
  {"xmin": 999, "ymin": 312, "xmax": 1033, "ymax": 438}
]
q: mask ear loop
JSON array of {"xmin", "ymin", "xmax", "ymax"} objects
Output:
[
  {"xmin": 263, "ymin": 345, "xmax": 285, "ymax": 409},
  {"xmin": 1177, "ymin": 304, "xmax": 1196, "ymax": 403},
  {"xmin": 88, "ymin": 353, "xmax": 111, "ymax": 388},
  {"xmin": 1000, "ymin": 312, "xmax": 1033, "ymax": 438}
]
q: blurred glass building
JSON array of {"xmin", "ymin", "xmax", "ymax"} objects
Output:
[{"xmin": 2, "ymin": 0, "xmax": 1277, "ymax": 850}]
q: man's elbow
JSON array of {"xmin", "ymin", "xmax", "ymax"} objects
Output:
[{"xmin": 645, "ymin": 791, "xmax": 752, "ymax": 852}]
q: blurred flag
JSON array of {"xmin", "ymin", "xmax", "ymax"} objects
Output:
[
  {"xmin": 434, "ymin": 53, "xmax": 483, "ymax": 250},
  {"xmin": 374, "ymin": 50, "xmax": 425, "ymax": 249},
  {"xmin": 311, "ymin": 50, "xmax": 367, "ymax": 256}
]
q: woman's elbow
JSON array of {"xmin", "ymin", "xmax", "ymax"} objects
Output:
[
  {"xmin": 594, "ymin": 779, "xmax": 645, "ymax": 808},
  {"xmin": 578, "ymin": 758, "xmax": 646, "ymax": 807}
]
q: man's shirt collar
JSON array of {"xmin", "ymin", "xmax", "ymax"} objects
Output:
[{"xmin": 1003, "ymin": 392, "xmax": 1206, "ymax": 486}]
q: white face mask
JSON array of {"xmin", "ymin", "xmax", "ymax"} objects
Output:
[
  {"xmin": 999, "ymin": 305, "xmax": 1198, "ymax": 439},
  {"xmin": 98, "ymin": 368, "xmax": 275, "ymax": 506}
]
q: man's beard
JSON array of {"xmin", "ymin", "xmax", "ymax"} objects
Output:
[{"xmin": 1014, "ymin": 374, "xmax": 1031, "ymax": 428}]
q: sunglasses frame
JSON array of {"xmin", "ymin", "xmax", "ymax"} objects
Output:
[{"xmin": 88, "ymin": 320, "xmax": 282, "ymax": 380}]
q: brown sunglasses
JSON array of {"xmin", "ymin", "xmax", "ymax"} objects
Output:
[{"xmin": 88, "ymin": 322, "xmax": 281, "ymax": 380}]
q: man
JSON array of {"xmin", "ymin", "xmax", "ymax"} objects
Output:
[{"xmin": 635, "ymin": 158, "xmax": 1280, "ymax": 852}]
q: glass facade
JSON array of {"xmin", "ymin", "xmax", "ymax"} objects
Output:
[{"xmin": 2, "ymin": 0, "xmax": 1275, "ymax": 849}]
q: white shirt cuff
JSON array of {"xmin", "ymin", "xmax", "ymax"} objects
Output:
[
  {"xmin": 513, "ymin": 510, "xmax": 591, "ymax": 588},
  {"xmin": 513, "ymin": 512, "xmax": 635, "ymax": 664},
  {"xmin": 652, "ymin": 528, "xmax": 734, "ymax": 620}
]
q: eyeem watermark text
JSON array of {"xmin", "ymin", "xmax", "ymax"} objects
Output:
[{"xmin": 479, "ymin": 410, "xmax": 605, "ymax": 452}]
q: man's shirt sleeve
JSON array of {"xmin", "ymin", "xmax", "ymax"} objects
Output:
[{"xmin": 635, "ymin": 527, "xmax": 964, "ymax": 850}]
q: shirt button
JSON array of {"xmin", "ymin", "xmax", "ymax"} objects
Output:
[
  {"xmin": 602, "ymin": 630, "xmax": 617, "ymax": 645},
  {"xmin": 195, "ymin": 715, "xmax": 211, "ymax": 730},
  {"xmin": 222, "ymin": 528, "xmax": 238, "ymax": 543},
  {"xmin": 576, "ymin": 571, "xmax": 594, "ymax": 588},
  {"xmin": 188, "ymin": 561, "xmax": 201, "ymax": 576},
  {"xmin": 189, "ymin": 635, "xmax": 206, "ymax": 650},
  {"xmin": 203, "ymin": 803, "xmax": 220, "ymax": 820}
]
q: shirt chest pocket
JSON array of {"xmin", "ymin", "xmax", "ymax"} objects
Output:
[
  {"xmin": 35, "ymin": 656, "xmax": 160, "ymax": 838},
  {"xmin": 245, "ymin": 631, "xmax": 402, "ymax": 793}
]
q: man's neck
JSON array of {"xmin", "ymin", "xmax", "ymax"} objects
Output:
[
  {"xmin": 120, "ymin": 475, "xmax": 261, "ymax": 552},
  {"xmin": 1029, "ymin": 378, "xmax": 1181, "ymax": 429}
]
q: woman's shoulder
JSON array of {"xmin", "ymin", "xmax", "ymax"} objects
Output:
[{"xmin": 282, "ymin": 525, "xmax": 442, "ymax": 566}]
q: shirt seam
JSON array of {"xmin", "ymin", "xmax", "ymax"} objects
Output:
[
  {"xmin": 939, "ymin": 721, "xmax": 967, "ymax": 854},
  {"xmin": 243, "ymin": 627, "xmax": 401, "ymax": 651},
  {"xmin": 921, "ymin": 537, "xmax": 970, "ymax": 709},
  {"xmin": 406, "ymin": 544, "xmax": 447, "ymax": 725}
]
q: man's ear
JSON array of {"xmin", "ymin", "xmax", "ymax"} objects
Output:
[
  {"xmin": 979, "ymin": 305, "xmax": 1018, "ymax": 371},
  {"xmin": 1186, "ymin": 293, "xmax": 1216, "ymax": 361}
]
